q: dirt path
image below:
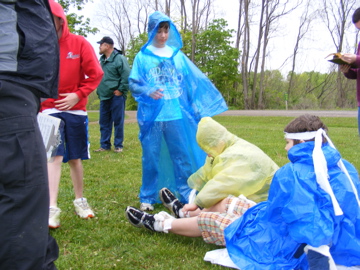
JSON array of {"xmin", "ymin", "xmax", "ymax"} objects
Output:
[{"xmin": 124, "ymin": 110, "xmax": 357, "ymax": 124}]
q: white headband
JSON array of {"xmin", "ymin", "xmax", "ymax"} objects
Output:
[
  {"xmin": 284, "ymin": 131, "xmax": 317, "ymax": 140},
  {"xmin": 297, "ymin": 129, "xmax": 360, "ymax": 216}
]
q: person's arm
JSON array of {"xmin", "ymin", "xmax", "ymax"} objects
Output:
[
  {"xmin": 194, "ymin": 143, "xmax": 278, "ymax": 209},
  {"xmin": 55, "ymin": 38, "xmax": 103, "ymax": 110},
  {"xmin": 267, "ymin": 165, "xmax": 334, "ymax": 247},
  {"xmin": 129, "ymin": 54, "xmax": 164, "ymax": 101},
  {"xmin": 129, "ymin": 55, "xmax": 154, "ymax": 96},
  {"xmin": 340, "ymin": 61, "xmax": 357, "ymax": 80},
  {"xmin": 341, "ymin": 44, "xmax": 360, "ymax": 79},
  {"xmin": 115, "ymin": 55, "xmax": 130, "ymax": 96},
  {"xmin": 187, "ymin": 157, "xmax": 212, "ymax": 191},
  {"xmin": 75, "ymin": 38, "xmax": 104, "ymax": 99}
]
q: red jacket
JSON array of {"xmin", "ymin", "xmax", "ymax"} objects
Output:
[{"xmin": 41, "ymin": 1, "xmax": 103, "ymax": 112}]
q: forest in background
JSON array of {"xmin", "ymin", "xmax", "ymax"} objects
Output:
[{"xmin": 59, "ymin": 0, "xmax": 360, "ymax": 110}]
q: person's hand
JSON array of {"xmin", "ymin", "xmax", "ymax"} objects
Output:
[
  {"xmin": 341, "ymin": 53, "xmax": 356, "ymax": 64},
  {"xmin": 182, "ymin": 203, "xmax": 199, "ymax": 213},
  {"xmin": 149, "ymin": 89, "xmax": 164, "ymax": 100},
  {"xmin": 54, "ymin": 93, "xmax": 80, "ymax": 110},
  {"xmin": 340, "ymin": 64, "xmax": 351, "ymax": 73},
  {"xmin": 113, "ymin": 90, "xmax": 123, "ymax": 96}
]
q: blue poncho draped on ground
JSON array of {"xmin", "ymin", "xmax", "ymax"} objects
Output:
[
  {"xmin": 225, "ymin": 141, "xmax": 360, "ymax": 270},
  {"xmin": 129, "ymin": 11, "xmax": 228, "ymax": 204}
]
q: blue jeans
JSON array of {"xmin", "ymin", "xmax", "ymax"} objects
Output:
[{"xmin": 99, "ymin": 95, "xmax": 126, "ymax": 149}]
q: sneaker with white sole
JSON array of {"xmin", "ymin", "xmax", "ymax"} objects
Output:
[
  {"xmin": 125, "ymin": 206, "xmax": 174, "ymax": 232},
  {"xmin": 73, "ymin": 198, "xmax": 95, "ymax": 218},
  {"xmin": 140, "ymin": 202, "xmax": 154, "ymax": 211},
  {"xmin": 159, "ymin": 188, "xmax": 184, "ymax": 218},
  {"xmin": 49, "ymin": 206, "xmax": 61, "ymax": 229}
]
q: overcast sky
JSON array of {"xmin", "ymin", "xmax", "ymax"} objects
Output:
[{"xmin": 77, "ymin": 0, "xmax": 359, "ymax": 75}]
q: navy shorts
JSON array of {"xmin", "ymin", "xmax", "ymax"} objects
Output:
[{"xmin": 50, "ymin": 112, "xmax": 90, "ymax": 163}]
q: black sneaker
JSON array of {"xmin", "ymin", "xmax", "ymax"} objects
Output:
[
  {"xmin": 159, "ymin": 188, "xmax": 184, "ymax": 218},
  {"xmin": 125, "ymin": 206, "xmax": 156, "ymax": 231}
]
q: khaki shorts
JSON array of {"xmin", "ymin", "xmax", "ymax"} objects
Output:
[{"xmin": 197, "ymin": 195, "xmax": 256, "ymax": 246}]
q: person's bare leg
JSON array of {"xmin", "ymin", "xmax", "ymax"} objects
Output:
[
  {"xmin": 47, "ymin": 155, "xmax": 63, "ymax": 207},
  {"xmin": 187, "ymin": 208, "xmax": 202, "ymax": 217},
  {"xmin": 185, "ymin": 198, "xmax": 228, "ymax": 217},
  {"xmin": 68, "ymin": 158, "xmax": 83, "ymax": 199},
  {"xmin": 169, "ymin": 217, "xmax": 202, "ymax": 237},
  {"xmin": 204, "ymin": 199, "xmax": 227, "ymax": 213}
]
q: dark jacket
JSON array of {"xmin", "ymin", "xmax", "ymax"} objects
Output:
[
  {"xmin": 0, "ymin": 0, "xmax": 59, "ymax": 98},
  {"xmin": 97, "ymin": 49, "xmax": 130, "ymax": 100}
]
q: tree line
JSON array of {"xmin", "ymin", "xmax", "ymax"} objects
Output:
[{"xmin": 63, "ymin": 0, "xmax": 359, "ymax": 110}]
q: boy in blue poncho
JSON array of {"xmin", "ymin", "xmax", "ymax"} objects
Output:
[
  {"xmin": 125, "ymin": 114, "xmax": 360, "ymax": 270},
  {"xmin": 128, "ymin": 11, "xmax": 228, "ymax": 211}
]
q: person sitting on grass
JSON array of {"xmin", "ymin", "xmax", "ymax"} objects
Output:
[
  {"xmin": 125, "ymin": 114, "xmax": 360, "ymax": 270},
  {"xmin": 158, "ymin": 116, "xmax": 279, "ymax": 219}
]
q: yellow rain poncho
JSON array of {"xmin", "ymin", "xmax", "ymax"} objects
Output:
[{"xmin": 188, "ymin": 117, "xmax": 279, "ymax": 208}]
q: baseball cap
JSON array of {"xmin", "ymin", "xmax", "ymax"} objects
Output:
[{"xmin": 97, "ymin": 36, "xmax": 114, "ymax": 45}]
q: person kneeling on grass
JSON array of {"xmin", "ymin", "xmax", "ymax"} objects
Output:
[
  {"xmin": 125, "ymin": 114, "xmax": 360, "ymax": 270},
  {"xmin": 159, "ymin": 116, "xmax": 279, "ymax": 219}
]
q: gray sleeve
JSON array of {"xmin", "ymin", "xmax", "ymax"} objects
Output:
[{"xmin": 0, "ymin": 3, "xmax": 19, "ymax": 72}]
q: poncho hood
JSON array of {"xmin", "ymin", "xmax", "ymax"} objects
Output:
[
  {"xmin": 196, "ymin": 117, "xmax": 237, "ymax": 157},
  {"xmin": 288, "ymin": 141, "xmax": 341, "ymax": 167},
  {"xmin": 142, "ymin": 11, "xmax": 183, "ymax": 56},
  {"xmin": 49, "ymin": 1, "xmax": 70, "ymax": 42}
]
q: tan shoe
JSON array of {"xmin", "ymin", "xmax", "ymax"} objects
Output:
[
  {"xmin": 93, "ymin": 147, "xmax": 110, "ymax": 152},
  {"xmin": 114, "ymin": 147, "xmax": 123, "ymax": 153}
]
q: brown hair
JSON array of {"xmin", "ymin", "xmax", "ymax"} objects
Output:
[
  {"xmin": 284, "ymin": 114, "xmax": 328, "ymax": 145},
  {"xmin": 159, "ymin": 21, "xmax": 170, "ymax": 30}
]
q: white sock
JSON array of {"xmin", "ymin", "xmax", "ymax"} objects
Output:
[
  {"xmin": 178, "ymin": 209, "xmax": 190, "ymax": 218},
  {"xmin": 154, "ymin": 211, "xmax": 175, "ymax": 233},
  {"xmin": 163, "ymin": 219, "xmax": 173, "ymax": 233}
]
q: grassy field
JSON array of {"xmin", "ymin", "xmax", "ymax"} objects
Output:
[{"xmin": 50, "ymin": 113, "xmax": 360, "ymax": 269}]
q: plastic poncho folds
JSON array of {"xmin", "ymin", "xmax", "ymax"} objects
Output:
[
  {"xmin": 225, "ymin": 141, "xmax": 360, "ymax": 270},
  {"xmin": 129, "ymin": 11, "xmax": 228, "ymax": 204},
  {"xmin": 187, "ymin": 117, "xmax": 279, "ymax": 209}
]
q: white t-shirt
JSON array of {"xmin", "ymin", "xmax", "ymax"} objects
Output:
[{"xmin": 147, "ymin": 44, "xmax": 173, "ymax": 58}]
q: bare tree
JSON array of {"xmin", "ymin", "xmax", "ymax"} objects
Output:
[
  {"xmin": 190, "ymin": 0, "xmax": 214, "ymax": 61},
  {"xmin": 239, "ymin": 0, "xmax": 300, "ymax": 109},
  {"xmin": 286, "ymin": 0, "xmax": 312, "ymax": 103},
  {"xmin": 164, "ymin": 0, "xmax": 171, "ymax": 16},
  {"xmin": 241, "ymin": 0, "xmax": 251, "ymax": 109},
  {"xmin": 179, "ymin": 0, "xmax": 188, "ymax": 32},
  {"xmin": 231, "ymin": 0, "xmax": 244, "ymax": 107},
  {"xmin": 97, "ymin": 0, "xmax": 161, "ymax": 53}
]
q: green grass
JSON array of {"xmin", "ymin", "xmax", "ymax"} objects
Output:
[{"xmin": 51, "ymin": 115, "xmax": 360, "ymax": 269}]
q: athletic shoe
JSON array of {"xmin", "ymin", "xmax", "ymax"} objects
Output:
[
  {"xmin": 93, "ymin": 147, "xmax": 110, "ymax": 152},
  {"xmin": 140, "ymin": 202, "xmax": 154, "ymax": 211},
  {"xmin": 49, "ymin": 206, "xmax": 61, "ymax": 229},
  {"xmin": 114, "ymin": 147, "xmax": 123, "ymax": 153},
  {"xmin": 125, "ymin": 206, "xmax": 174, "ymax": 232},
  {"xmin": 125, "ymin": 206, "xmax": 157, "ymax": 231},
  {"xmin": 159, "ymin": 188, "xmax": 184, "ymax": 218},
  {"xmin": 73, "ymin": 198, "xmax": 95, "ymax": 218}
]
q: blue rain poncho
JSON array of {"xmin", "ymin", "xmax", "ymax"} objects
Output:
[
  {"xmin": 129, "ymin": 11, "xmax": 228, "ymax": 204},
  {"xmin": 188, "ymin": 117, "xmax": 279, "ymax": 208},
  {"xmin": 224, "ymin": 141, "xmax": 360, "ymax": 270}
]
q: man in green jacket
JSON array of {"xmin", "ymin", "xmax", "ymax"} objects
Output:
[{"xmin": 95, "ymin": 36, "xmax": 130, "ymax": 153}]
